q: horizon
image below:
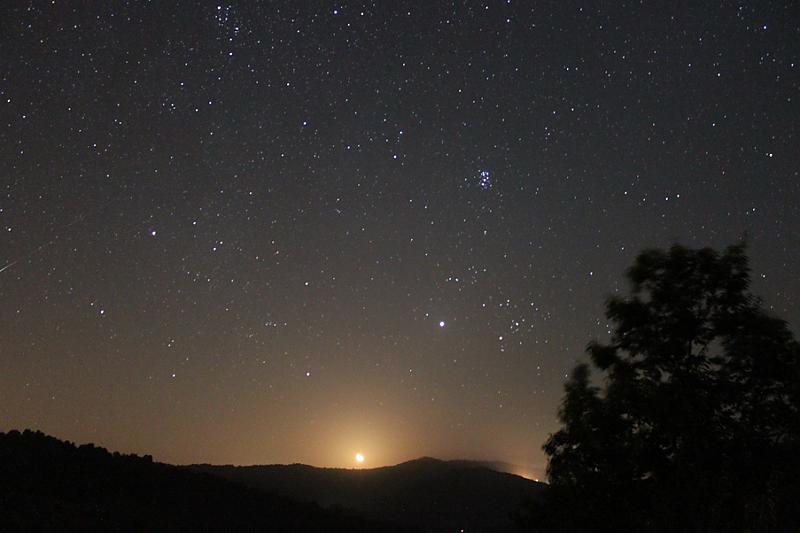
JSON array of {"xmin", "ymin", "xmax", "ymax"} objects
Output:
[
  {"xmin": 1, "ymin": 426, "xmax": 546, "ymax": 481},
  {"xmin": 1, "ymin": 2, "xmax": 797, "ymax": 483},
  {"xmin": 0, "ymin": 421, "xmax": 544, "ymax": 474}
]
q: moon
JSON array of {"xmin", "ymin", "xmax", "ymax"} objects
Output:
[{"xmin": 355, "ymin": 453, "xmax": 365, "ymax": 464}]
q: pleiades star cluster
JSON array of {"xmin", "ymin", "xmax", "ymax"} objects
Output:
[{"xmin": 1, "ymin": 1, "xmax": 797, "ymax": 475}]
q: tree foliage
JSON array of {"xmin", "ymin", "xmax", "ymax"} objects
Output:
[{"xmin": 535, "ymin": 244, "xmax": 800, "ymax": 532}]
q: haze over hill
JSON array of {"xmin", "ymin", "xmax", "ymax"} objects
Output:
[{"xmin": 190, "ymin": 457, "xmax": 546, "ymax": 532}]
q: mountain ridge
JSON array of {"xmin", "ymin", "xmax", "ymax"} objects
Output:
[
  {"xmin": 189, "ymin": 455, "xmax": 538, "ymax": 478},
  {"xmin": 0, "ymin": 428, "xmax": 543, "ymax": 532},
  {"xmin": 0, "ymin": 429, "xmax": 415, "ymax": 532},
  {"xmin": 189, "ymin": 455, "xmax": 545, "ymax": 532}
]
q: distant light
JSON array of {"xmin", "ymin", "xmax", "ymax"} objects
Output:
[
  {"xmin": 355, "ymin": 453, "xmax": 365, "ymax": 463},
  {"xmin": 439, "ymin": 320, "xmax": 446, "ymax": 328}
]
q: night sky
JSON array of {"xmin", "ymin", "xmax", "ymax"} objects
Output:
[{"xmin": 1, "ymin": 1, "xmax": 798, "ymax": 477}]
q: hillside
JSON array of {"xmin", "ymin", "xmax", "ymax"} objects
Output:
[
  {"xmin": 0, "ymin": 430, "xmax": 413, "ymax": 532},
  {"xmin": 190, "ymin": 457, "xmax": 546, "ymax": 532}
]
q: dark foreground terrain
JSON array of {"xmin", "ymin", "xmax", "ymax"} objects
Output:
[
  {"xmin": 0, "ymin": 429, "xmax": 543, "ymax": 532},
  {"xmin": 0, "ymin": 430, "xmax": 413, "ymax": 532},
  {"xmin": 191, "ymin": 457, "xmax": 545, "ymax": 532}
]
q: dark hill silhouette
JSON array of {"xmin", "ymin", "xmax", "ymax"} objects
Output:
[
  {"xmin": 0, "ymin": 429, "xmax": 415, "ymax": 532},
  {"xmin": 189, "ymin": 456, "xmax": 546, "ymax": 532}
]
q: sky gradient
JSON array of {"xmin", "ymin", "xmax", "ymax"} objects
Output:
[{"xmin": 1, "ymin": 1, "xmax": 798, "ymax": 477}]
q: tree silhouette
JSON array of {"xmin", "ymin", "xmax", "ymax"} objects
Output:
[{"xmin": 534, "ymin": 244, "xmax": 800, "ymax": 532}]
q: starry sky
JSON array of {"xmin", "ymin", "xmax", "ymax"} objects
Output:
[{"xmin": 1, "ymin": 1, "xmax": 798, "ymax": 476}]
